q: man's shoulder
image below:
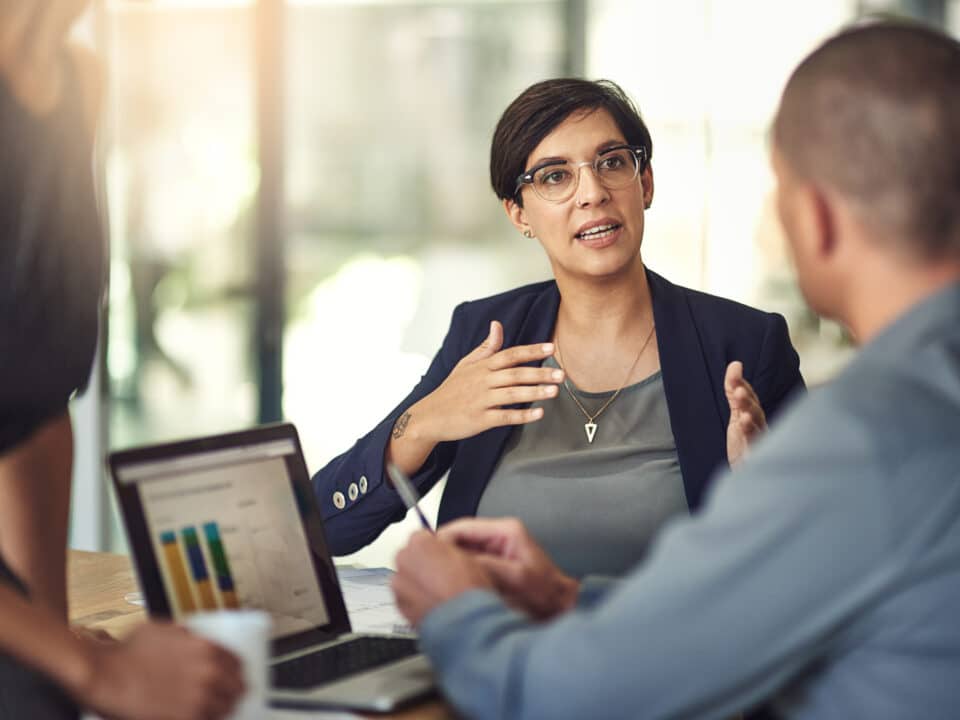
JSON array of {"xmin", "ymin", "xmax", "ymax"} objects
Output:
[
  {"xmin": 839, "ymin": 342, "xmax": 960, "ymax": 445},
  {"xmin": 765, "ymin": 346, "xmax": 960, "ymax": 469}
]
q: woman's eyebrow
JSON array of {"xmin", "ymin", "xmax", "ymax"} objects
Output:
[
  {"xmin": 527, "ymin": 155, "xmax": 568, "ymax": 170},
  {"xmin": 528, "ymin": 139, "xmax": 627, "ymax": 170},
  {"xmin": 596, "ymin": 139, "xmax": 627, "ymax": 152}
]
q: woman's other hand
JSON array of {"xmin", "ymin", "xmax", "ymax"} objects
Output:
[
  {"xmin": 725, "ymin": 360, "xmax": 767, "ymax": 466},
  {"xmin": 387, "ymin": 320, "xmax": 564, "ymax": 475}
]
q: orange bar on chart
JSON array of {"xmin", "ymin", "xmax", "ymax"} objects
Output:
[{"xmin": 160, "ymin": 531, "xmax": 196, "ymax": 612}]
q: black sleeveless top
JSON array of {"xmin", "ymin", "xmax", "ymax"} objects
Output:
[
  {"xmin": 0, "ymin": 59, "xmax": 105, "ymax": 454},
  {"xmin": 0, "ymin": 60, "xmax": 103, "ymax": 720}
]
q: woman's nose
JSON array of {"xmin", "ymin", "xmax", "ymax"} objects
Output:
[{"xmin": 574, "ymin": 163, "xmax": 610, "ymax": 208}]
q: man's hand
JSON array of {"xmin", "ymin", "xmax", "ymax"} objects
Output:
[
  {"xmin": 392, "ymin": 530, "xmax": 494, "ymax": 627},
  {"xmin": 439, "ymin": 518, "xmax": 579, "ymax": 621},
  {"xmin": 73, "ymin": 622, "xmax": 245, "ymax": 720},
  {"xmin": 725, "ymin": 361, "xmax": 767, "ymax": 466}
]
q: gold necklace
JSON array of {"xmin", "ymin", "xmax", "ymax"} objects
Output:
[{"xmin": 554, "ymin": 323, "xmax": 656, "ymax": 444}]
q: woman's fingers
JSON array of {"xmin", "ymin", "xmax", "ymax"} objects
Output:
[
  {"xmin": 489, "ymin": 365, "xmax": 564, "ymax": 389},
  {"xmin": 731, "ymin": 385, "xmax": 766, "ymax": 429},
  {"xmin": 486, "ymin": 342, "xmax": 556, "ymax": 371},
  {"xmin": 461, "ymin": 320, "xmax": 505, "ymax": 364},
  {"xmin": 488, "ymin": 383, "xmax": 559, "ymax": 406},
  {"xmin": 487, "ymin": 407, "xmax": 545, "ymax": 427},
  {"xmin": 428, "ymin": 324, "xmax": 566, "ymax": 439}
]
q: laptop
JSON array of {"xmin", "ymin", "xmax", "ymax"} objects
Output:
[{"xmin": 109, "ymin": 423, "xmax": 435, "ymax": 712}]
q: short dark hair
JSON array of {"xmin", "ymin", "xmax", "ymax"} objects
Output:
[
  {"xmin": 489, "ymin": 78, "xmax": 653, "ymax": 206},
  {"xmin": 774, "ymin": 20, "xmax": 960, "ymax": 260}
]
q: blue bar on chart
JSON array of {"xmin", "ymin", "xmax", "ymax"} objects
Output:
[{"xmin": 181, "ymin": 526, "xmax": 218, "ymax": 610}]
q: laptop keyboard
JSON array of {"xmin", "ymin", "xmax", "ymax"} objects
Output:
[{"xmin": 273, "ymin": 636, "xmax": 419, "ymax": 689}]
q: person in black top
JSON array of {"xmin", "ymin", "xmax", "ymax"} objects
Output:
[{"xmin": 0, "ymin": 4, "xmax": 243, "ymax": 718}]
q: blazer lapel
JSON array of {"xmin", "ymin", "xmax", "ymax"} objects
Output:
[{"xmin": 648, "ymin": 269, "xmax": 728, "ymax": 510}]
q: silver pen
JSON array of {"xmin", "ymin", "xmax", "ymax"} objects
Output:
[{"xmin": 386, "ymin": 462, "xmax": 435, "ymax": 532}]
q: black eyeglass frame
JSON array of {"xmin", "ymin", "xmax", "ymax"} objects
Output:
[{"xmin": 513, "ymin": 144, "xmax": 649, "ymax": 201}]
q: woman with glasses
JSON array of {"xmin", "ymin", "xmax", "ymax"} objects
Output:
[{"xmin": 313, "ymin": 79, "xmax": 804, "ymax": 577}]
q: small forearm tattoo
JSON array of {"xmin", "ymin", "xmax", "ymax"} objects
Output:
[{"xmin": 392, "ymin": 412, "xmax": 412, "ymax": 439}]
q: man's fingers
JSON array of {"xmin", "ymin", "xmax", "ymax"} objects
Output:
[
  {"xmin": 473, "ymin": 554, "xmax": 527, "ymax": 593},
  {"xmin": 390, "ymin": 574, "xmax": 418, "ymax": 623},
  {"xmin": 437, "ymin": 517, "xmax": 526, "ymax": 555}
]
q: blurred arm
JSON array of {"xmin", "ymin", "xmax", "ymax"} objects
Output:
[{"xmin": 0, "ymin": 411, "xmax": 73, "ymax": 618}]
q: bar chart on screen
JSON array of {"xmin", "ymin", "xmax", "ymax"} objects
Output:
[{"xmin": 142, "ymin": 456, "xmax": 330, "ymax": 633}]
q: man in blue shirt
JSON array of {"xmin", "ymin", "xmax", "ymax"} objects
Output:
[{"xmin": 390, "ymin": 20, "xmax": 960, "ymax": 720}]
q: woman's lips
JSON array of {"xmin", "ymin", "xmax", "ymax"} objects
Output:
[{"xmin": 575, "ymin": 223, "xmax": 622, "ymax": 248}]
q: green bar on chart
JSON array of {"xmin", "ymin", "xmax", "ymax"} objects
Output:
[{"xmin": 203, "ymin": 522, "xmax": 239, "ymax": 609}]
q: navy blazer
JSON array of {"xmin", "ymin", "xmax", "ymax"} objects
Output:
[{"xmin": 313, "ymin": 269, "xmax": 805, "ymax": 555}]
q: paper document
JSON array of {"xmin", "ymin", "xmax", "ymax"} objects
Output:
[
  {"xmin": 270, "ymin": 709, "xmax": 360, "ymax": 719},
  {"xmin": 336, "ymin": 566, "xmax": 413, "ymax": 635}
]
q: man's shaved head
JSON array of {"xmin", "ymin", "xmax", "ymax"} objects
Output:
[{"xmin": 774, "ymin": 21, "xmax": 960, "ymax": 261}]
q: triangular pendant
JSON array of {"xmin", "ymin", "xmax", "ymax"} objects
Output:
[{"xmin": 584, "ymin": 422, "xmax": 598, "ymax": 443}]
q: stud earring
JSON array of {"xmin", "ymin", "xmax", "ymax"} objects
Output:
[{"xmin": 522, "ymin": 229, "xmax": 534, "ymax": 238}]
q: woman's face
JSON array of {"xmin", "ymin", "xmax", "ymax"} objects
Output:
[{"xmin": 505, "ymin": 107, "xmax": 654, "ymax": 283}]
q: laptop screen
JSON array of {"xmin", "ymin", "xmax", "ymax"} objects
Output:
[{"xmin": 111, "ymin": 424, "xmax": 352, "ymax": 651}]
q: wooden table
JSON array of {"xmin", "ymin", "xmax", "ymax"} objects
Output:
[
  {"xmin": 68, "ymin": 550, "xmax": 146, "ymax": 638},
  {"xmin": 68, "ymin": 550, "xmax": 455, "ymax": 720}
]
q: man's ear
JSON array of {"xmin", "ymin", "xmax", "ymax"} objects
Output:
[
  {"xmin": 503, "ymin": 198, "xmax": 532, "ymax": 236},
  {"xmin": 783, "ymin": 180, "xmax": 836, "ymax": 266},
  {"xmin": 805, "ymin": 184, "xmax": 839, "ymax": 261}
]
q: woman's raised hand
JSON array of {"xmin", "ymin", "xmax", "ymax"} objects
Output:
[
  {"xmin": 725, "ymin": 360, "xmax": 767, "ymax": 466},
  {"xmin": 387, "ymin": 321, "xmax": 563, "ymax": 476},
  {"xmin": 416, "ymin": 320, "xmax": 564, "ymax": 442}
]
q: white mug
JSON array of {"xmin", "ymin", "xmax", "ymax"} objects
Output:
[{"xmin": 184, "ymin": 609, "xmax": 272, "ymax": 720}]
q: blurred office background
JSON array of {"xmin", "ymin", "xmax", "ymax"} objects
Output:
[{"xmin": 70, "ymin": 0, "xmax": 960, "ymax": 565}]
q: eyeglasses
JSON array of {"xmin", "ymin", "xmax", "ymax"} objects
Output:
[{"xmin": 515, "ymin": 145, "xmax": 648, "ymax": 203}]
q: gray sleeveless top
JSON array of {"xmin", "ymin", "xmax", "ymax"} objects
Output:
[{"xmin": 477, "ymin": 357, "xmax": 687, "ymax": 578}]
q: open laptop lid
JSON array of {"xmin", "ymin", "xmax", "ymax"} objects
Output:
[{"xmin": 110, "ymin": 423, "xmax": 352, "ymax": 658}]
